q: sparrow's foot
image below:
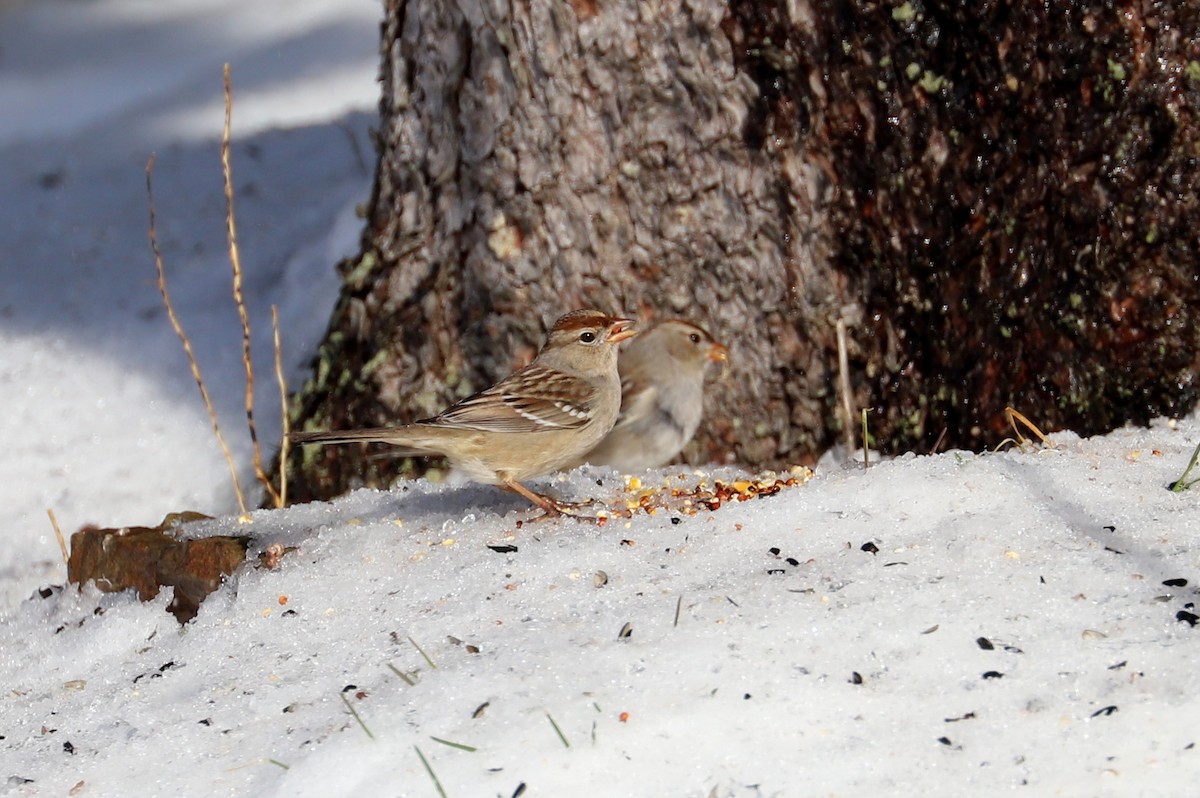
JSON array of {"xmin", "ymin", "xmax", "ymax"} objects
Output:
[{"xmin": 503, "ymin": 480, "xmax": 608, "ymax": 522}]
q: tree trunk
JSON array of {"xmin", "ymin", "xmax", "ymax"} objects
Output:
[{"xmin": 279, "ymin": 0, "xmax": 1200, "ymax": 504}]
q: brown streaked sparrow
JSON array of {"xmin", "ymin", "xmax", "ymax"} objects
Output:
[
  {"xmin": 291, "ymin": 309, "xmax": 637, "ymax": 516},
  {"xmin": 575, "ymin": 319, "xmax": 727, "ymax": 472}
]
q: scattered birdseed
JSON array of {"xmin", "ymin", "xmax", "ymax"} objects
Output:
[
  {"xmin": 976, "ymin": 637, "xmax": 994, "ymax": 650},
  {"xmin": 861, "ymin": 542, "xmax": 879, "ymax": 554},
  {"xmin": 981, "ymin": 671, "xmax": 1004, "ymax": 680},
  {"xmin": 1163, "ymin": 578, "xmax": 1188, "ymax": 587}
]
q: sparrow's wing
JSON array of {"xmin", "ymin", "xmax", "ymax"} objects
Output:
[
  {"xmin": 427, "ymin": 365, "xmax": 596, "ymax": 433},
  {"xmin": 607, "ymin": 375, "xmax": 658, "ymax": 432}
]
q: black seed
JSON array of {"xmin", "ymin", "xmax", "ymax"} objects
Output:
[
  {"xmin": 1107, "ymin": 661, "xmax": 1127, "ymax": 670},
  {"xmin": 1104, "ymin": 546, "xmax": 1123, "ymax": 554},
  {"xmin": 768, "ymin": 547, "xmax": 781, "ymax": 556},
  {"xmin": 342, "ymin": 684, "xmax": 357, "ymax": 692},
  {"xmin": 596, "ymin": 479, "xmax": 604, "ymax": 487},
  {"xmin": 198, "ymin": 718, "xmax": 212, "ymax": 726},
  {"xmin": 618, "ymin": 622, "xmax": 633, "ymax": 639},
  {"xmin": 1176, "ymin": 610, "xmax": 1199, "ymax": 626},
  {"xmin": 982, "ymin": 671, "xmax": 1004, "ymax": 680},
  {"xmin": 743, "ymin": 693, "xmax": 752, "ymax": 700},
  {"xmin": 976, "ymin": 637, "xmax": 994, "ymax": 650},
  {"xmin": 1163, "ymin": 578, "xmax": 1188, "ymax": 587},
  {"xmin": 282, "ymin": 609, "xmax": 297, "ymax": 617},
  {"xmin": 767, "ymin": 568, "xmax": 786, "ymax": 575},
  {"xmin": 937, "ymin": 736, "xmax": 952, "ymax": 746},
  {"xmin": 1090, "ymin": 705, "xmax": 1118, "ymax": 717},
  {"xmin": 513, "ymin": 783, "xmax": 527, "ymax": 798},
  {"xmin": 473, "ymin": 702, "xmax": 490, "ymax": 719},
  {"xmin": 488, "ymin": 544, "xmax": 518, "ymax": 553},
  {"xmin": 1102, "ymin": 525, "xmax": 1116, "ymax": 532},
  {"xmin": 861, "ymin": 542, "xmax": 879, "ymax": 554},
  {"xmin": 883, "ymin": 561, "xmax": 908, "ymax": 567},
  {"xmin": 63, "ymin": 741, "xmax": 75, "ymax": 755},
  {"xmin": 849, "ymin": 671, "xmax": 863, "ymax": 685},
  {"xmin": 944, "ymin": 712, "xmax": 976, "ymax": 722},
  {"xmin": 670, "ymin": 517, "xmax": 682, "ymax": 525},
  {"xmin": 1003, "ymin": 645, "xmax": 1024, "ymax": 654},
  {"xmin": 786, "ymin": 558, "xmax": 800, "ymax": 566}
]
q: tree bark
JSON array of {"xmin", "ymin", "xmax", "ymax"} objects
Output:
[
  {"xmin": 281, "ymin": 0, "xmax": 841, "ymax": 503},
  {"xmin": 278, "ymin": 0, "xmax": 1200, "ymax": 504}
]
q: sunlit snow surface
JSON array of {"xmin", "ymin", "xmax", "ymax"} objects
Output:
[
  {"xmin": 4, "ymin": 432, "xmax": 1200, "ymax": 797},
  {"xmin": 2, "ymin": 1, "xmax": 1200, "ymax": 796}
]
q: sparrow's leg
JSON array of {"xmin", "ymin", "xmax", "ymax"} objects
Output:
[{"xmin": 502, "ymin": 479, "xmax": 604, "ymax": 520}]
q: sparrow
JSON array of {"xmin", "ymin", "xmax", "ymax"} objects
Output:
[
  {"xmin": 291, "ymin": 309, "xmax": 637, "ymax": 516},
  {"xmin": 575, "ymin": 319, "xmax": 726, "ymax": 471}
]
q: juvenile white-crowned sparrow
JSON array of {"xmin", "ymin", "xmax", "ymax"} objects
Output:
[
  {"xmin": 575, "ymin": 319, "xmax": 726, "ymax": 472},
  {"xmin": 291, "ymin": 309, "xmax": 636, "ymax": 516}
]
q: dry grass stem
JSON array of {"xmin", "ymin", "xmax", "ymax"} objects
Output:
[
  {"xmin": 387, "ymin": 663, "xmax": 418, "ymax": 686},
  {"xmin": 545, "ymin": 711, "xmax": 570, "ymax": 748},
  {"xmin": 1004, "ymin": 406, "xmax": 1056, "ymax": 449},
  {"xmin": 860, "ymin": 408, "xmax": 870, "ymax": 469},
  {"xmin": 47, "ymin": 509, "xmax": 68, "ymax": 565},
  {"xmin": 221, "ymin": 64, "xmax": 277, "ymax": 507},
  {"xmin": 409, "ymin": 635, "xmax": 438, "ymax": 669},
  {"xmin": 339, "ymin": 691, "xmax": 374, "ymax": 739},
  {"xmin": 414, "ymin": 746, "xmax": 448, "ymax": 798},
  {"xmin": 271, "ymin": 305, "xmax": 288, "ymax": 508},
  {"xmin": 146, "ymin": 154, "xmax": 248, "ymax": 513},
  {"xmin": 835, "ymin": 319, "xmax": 856, "ymax": 462}
]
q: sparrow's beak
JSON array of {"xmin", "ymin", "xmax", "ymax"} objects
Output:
[
  {"xmin": 708, "ymin": 342, "xmax": 729, "ymax": 363},
  {"xmin": 608, "ymin": 317, "xmax": 637, "ymax": 343}
]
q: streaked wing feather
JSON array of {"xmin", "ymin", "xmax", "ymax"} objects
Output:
[{"xmin": 428, "ymin": 365, "xmax": 593, "ymax": 433}]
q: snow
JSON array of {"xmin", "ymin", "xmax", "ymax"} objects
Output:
[{"xmin": 2, "ymin": 2, "xmax": 1200, "ymax": 796}]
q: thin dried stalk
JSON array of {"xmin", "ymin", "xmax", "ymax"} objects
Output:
[
  {"xmin": 836, "ymin": 318, "xmax": 856, "ymax": 462},
  {"xmin": 1004, "ymin": 406, "xmax": 1056, "ymax": 449},
  {"xmin": 221, "ymin": 64, "xmax": 277, "ymax": 507},
  {"xmin": 146, "ymin": 155, "xmax": 248, "ymax": 513},
  {"xmin": 272, "ymin": 305, "xmax": 288, "ymax": 508},
  {"xmin": 47, "ymin": 509, "xmax": 68, "ymax": 565}
]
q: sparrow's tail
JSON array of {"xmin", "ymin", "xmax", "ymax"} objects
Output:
[{"xmin": 289, "ymin": 427, "xmax": 431, "ymax": 458}]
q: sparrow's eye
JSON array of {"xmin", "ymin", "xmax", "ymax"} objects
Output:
[
  {"xmin": 579, "ymin": 331, "xmax": 597, "ymax": 343},
  {"xmin": 689, "ymin": 333, "xmax": 701, "ymax": 344}
]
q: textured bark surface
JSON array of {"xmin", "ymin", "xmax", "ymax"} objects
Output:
[
  {"xmin": 281, "ymin": 0, "xmax": 840, "ymax": 504},
  {"xmin": 279, "ymin": 0, "xmax": 1200, "ymax": 504},
  {"xmin": 729, "ymin": 0, "xmax": 1200, "ymax": 449}
]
